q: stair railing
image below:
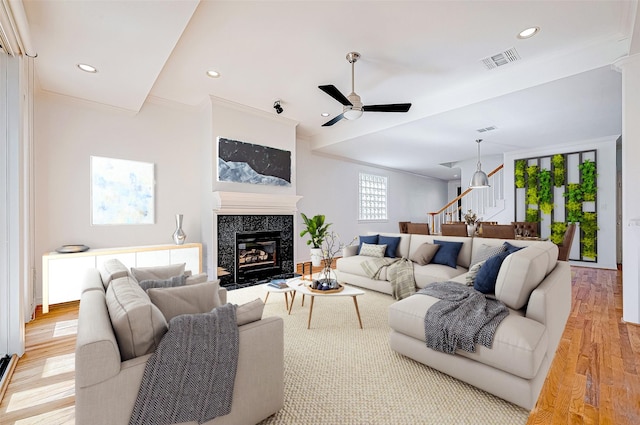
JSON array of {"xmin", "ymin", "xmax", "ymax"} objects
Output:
[{"xmin": 428, "ymin": 164, "xmax": 504, "ymax": 234}]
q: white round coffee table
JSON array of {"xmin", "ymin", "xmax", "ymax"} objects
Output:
[
  {"xmin": 263, "ymin": 282, "xmax": 296, "ymax": 311},
  {"xmin": 288, "ymin": 283, "xmax": 365, "ymax": 329}
]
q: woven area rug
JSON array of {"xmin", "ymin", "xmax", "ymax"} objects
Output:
[{"xmin": 226, "ymin": 283, "xmax": 530, "ymax": 425}]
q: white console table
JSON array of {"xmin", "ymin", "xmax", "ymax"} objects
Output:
[{"xmin": 42, "ymin": 243, "xmax": 202, "ymax": 313}]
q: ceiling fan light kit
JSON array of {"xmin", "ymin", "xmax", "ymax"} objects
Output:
[
  {"xmin": 469, "ymin": 139, "xmax": 491, "ymax": 189},
  {"xmin": 319, "ymin": 52, "xmax": 412, "ymax": 126}
]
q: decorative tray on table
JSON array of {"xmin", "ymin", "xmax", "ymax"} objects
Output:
[{"xmin": 307, "ymin": 283, "xmax": 344, "ymax": 294}]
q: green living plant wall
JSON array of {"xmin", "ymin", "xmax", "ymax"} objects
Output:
[
  {"xmin": 526, "ymin": 165, "xmax": 539, "ymax": 205},
  {"xmin": 515, "ymin": 160, "xmax": 526, "ymax": 188},
  {"xmin": 581, "ymin": 212, "xmax": 599, "ymax": 258},
  {"xmin": 580, "ymin": 159, "xmax": 597, "ymax": 202},
  {"xmin": 515, "ymin": 150, "xmax": 597, "ymax": 261},
  {"xmin": 538, "ymin": 169, "xmax": 553, "ymax": 214},
  {"xmin": 552, "ymin": 154, "xmax": 565, "ymax": 187}
]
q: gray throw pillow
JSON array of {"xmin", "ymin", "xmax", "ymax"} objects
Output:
[
  {"xmin": 147, "ymin": 281, "xmax": 222, "ymax": 322},
  {"xmin": 465, "ymin": 260, "xmax": 486, "ymax": 286},
  {"xmin": 359, "ymin": 242, "xmax": 387, "ymax": 258},
  {"xmin": 235, "ymin": 298, "xmax": 265, "ymax": 326},
  {"xmin": 470, "ymin": 244, "xmax": 506, "ymax": 269},
  {"xmin": 185, "ymin": 272, "xmax": 209, "ymax": 285},
  {"xmin": 138, "ymin": 274, "xmax": 186, "ymax": 291},
  {"xmin": 410, "ymin": 243, "xmax": 440, "ymax": 266}
]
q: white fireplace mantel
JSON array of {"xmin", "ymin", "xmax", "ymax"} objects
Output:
[{"xmin": 212, "ymin": 191, "xmax": 303, "ymax": 215}]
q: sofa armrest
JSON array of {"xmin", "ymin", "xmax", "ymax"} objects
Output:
[
  {"xmin": 218, "ymin": 286, "xmax": 228, "ymax": 304},
  {"xmin": 526, "ymin": 261, "xmax": 571, "ymax": 355},
  {"xmin": 343, "ymin": 245, "xmax": 358, "ymax": 257},
  {"xmin": 76, "ymin": 289, "xmax": 122, "ymax": 387}
]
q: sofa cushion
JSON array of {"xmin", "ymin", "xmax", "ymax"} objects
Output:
[
  {"xmin": 106, "ymin": 276, "xmax": 168, "ymax": 361},
  {"xmin": 495, "ymin": 241, "xmax": 558, "ymax": 310},
  {"xmin": 130, "ymin": 263, "xmax": 186, "ymax": 282},
  {"xmin": 338, "ymin": 255, "xmax": 390, "ymax": 281},
  {"xmin": 470, "ymin": 244, "xmax": 506, "ymax": 269},
  {"xmin": 138, "ymin": 274, "xmax": 187, "ymax": 291},
  {"xmin": 388, "ymin": 292, "xmax": 547, "ymax": 379},
  {"xmin": 413, "ymin": 264, "xmax": 467, "ymax": 289},
  {"xmin": 98, "ymin": 258, "xmax": 129, "ymax": 289},
  {"xmin": 359, "ymin": 242, "xmax": 386, "ymax": 258},
  {"xmin": 432, "ymin": 240, "xmax": 463, "ymax": 269},
  {"xmin": 378, "ymin": 235, "xmax": 402, "ymax": 258},
  {"xmin": 235, "ymin": 298, "xmax": 265, "ymax": 325},
  {"xmin": 409, "ymin": 243, "xmax": 440, "ymax": 266},
  {"xmin": 357, "ymin": 235, "xmax": 379, "ymax": 254},
  {"xmin": 147, "ymin": 281, "xmax": 223, "ymax": 322}
]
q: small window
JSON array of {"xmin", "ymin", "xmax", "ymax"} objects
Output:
[{"xmin": 359, "ymin": 172, "xmax": 388, "ymax": 221}]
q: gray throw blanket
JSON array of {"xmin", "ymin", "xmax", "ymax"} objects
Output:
[
  {"xmin": 129, "ymin": 303, "xmax": 239, "ymax": 425},
  {"xmin": 418, "ymin": 281, "xmax": 509, "ymax": 354},
  {"xmin": 361, "ymin": 257, "xmax": 416, "ymax": 300}
]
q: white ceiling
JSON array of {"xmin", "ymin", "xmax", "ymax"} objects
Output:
[{"xmin": 22, "ymin": 0, "xmax": 636, "ymax": 180}]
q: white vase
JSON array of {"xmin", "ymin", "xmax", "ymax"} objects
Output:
[
  {"xmin": 467, "ymin": 224, "xmax": 476, "ymax": 237},
  {"xmin": 310, "ymin": 248, "xmax": 323, "ymax": 267}
]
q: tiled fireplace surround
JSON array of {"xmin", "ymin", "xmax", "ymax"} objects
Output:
[{"xmin": 213, "ymin": 191, "xmax": 302, "ymax": 287}]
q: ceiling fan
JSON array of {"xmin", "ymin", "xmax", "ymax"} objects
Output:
[{"xmin": 319, "ymin": 52, "xmax": 412, "ymax": 127}]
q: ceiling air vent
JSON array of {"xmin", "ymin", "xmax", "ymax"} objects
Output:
[
  {"xmin": 481, "ymin": 48, "xmax": 521, "ymax": 70},
  {"xmin": 476, "ymin": 126, "xmax": 497, "ymax": 133}
]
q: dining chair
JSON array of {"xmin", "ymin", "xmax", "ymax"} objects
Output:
[
  {"xmin": 406, "ymin": 222, "xmax": 430, "ymax": 235},
  {"xmin": 512, "ymin": 221, "xmax": 540, "ymax": 238},
  {"xmin": 557, "ymin": 224, "xmax": 577, "ymax": 261},
  {"xmin": 441, "ymin": 223, "xmax": 468, "ymax": 236},
  {"xmin": 398, "ymin": 221, "xmax": 410, "ymax": 234},
  {"xmin": 481, "ymin": 224, "xmax": 516, "ymax": 239}
]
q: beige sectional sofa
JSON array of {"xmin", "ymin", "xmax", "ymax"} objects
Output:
[
  {"xmin": 75, "ymin": 264, "xmax": 284, "ymax": 425},
  {"xmin": 337, "ymin": 232, "xmax": 571, "ymax": 410}
]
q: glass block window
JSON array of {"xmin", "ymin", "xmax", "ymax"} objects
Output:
[{"xmin": 359, "ymin": 172, "xmax": 388, "ymax": 221}]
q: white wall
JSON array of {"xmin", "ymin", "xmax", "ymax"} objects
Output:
[
  {"xmin": 295, "ymin": 137, "xmax": 448, "ymax": 262},
  {"xmin": 497, "ymin": 136, "xmax": 619, "ymax": 270},
  {"xmin": 619, "ymin": 53, "xmax": 640, "ymax": 324},
  {"xmin": 34, "ymin": 93, "xmax": 206, "ymax": 303}
]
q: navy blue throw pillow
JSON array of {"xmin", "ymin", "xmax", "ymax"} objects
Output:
[
  {"xmin": 358, "ymin": 235, "xmax": 379, "ymax": 254},
  {"xmin": 378, "ymin": 235, "xmax": 401, "ymax": 258},
  {"xmin": 431, "ymin": 240, "xmax": 463, "ymax": 269},
  {"xmin": 474, "ymin": 251, "xmax": 511, "ymax": 294},
  {"xmin": 503, "ymin": 241, "xmax": 524, "ymax": 255}
]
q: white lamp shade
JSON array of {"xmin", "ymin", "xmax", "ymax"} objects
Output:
[
  {"xmin": 343, "ymin": 108, "xmax": 363, "ymax": 120},
  {"xmin": 469, "ymin": 170, "xmax": 490, "ymax": 188}
]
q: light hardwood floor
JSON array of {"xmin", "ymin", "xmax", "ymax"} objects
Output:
[{"xmin": 1, "ymin": 267, "xmax": 638, "ymax": 424}]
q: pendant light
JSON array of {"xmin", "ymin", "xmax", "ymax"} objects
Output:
[{"xmin": 469, "ymin": 139, "xmax": 490, "ymax": 189}]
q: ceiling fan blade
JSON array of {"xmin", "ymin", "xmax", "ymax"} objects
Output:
[
  {"xmin": 319, "ymin": 85, "xmax": 353, "ymax": 106},
  {"xmin": 322, "ymin": 113, "xmax": 345, "ymax": 127},
  {"xmin": 363, "ymin": 103, "xmax": 412, "ymax": 113}
]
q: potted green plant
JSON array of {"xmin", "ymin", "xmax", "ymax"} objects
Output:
[{"xmin": 300, "ymin": 213, "xmax": 331, "ymax": 266}]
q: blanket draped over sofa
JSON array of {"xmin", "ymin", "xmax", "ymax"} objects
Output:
[
  {"xmin": 129, "ymin": 303, "xmax": 239, "ymax": 425},
  {"xmin": 418, "ymin": 282, "xmax": 509, "ymax": 354},
  {"xmin": 361, "ymin": 257, "xmax": 415, "ymax": 300}
]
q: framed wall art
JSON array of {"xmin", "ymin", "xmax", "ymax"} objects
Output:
[
  {"xmin": 217, "ymin": 137, "xmax": 291, "ymax": 187},
  {"xmin": 91, "ymin": 156, "xmax": 155, "ymax": 225}
]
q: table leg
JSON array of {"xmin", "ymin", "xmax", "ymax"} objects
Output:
[
  {"xmin": 352, "ymin": 296, "xmax": 363, "ymax": 329},
  {"xmin": 284, "ymin": 292, "xmax": 289, "ymax": 311},
  {"xmin": 288, "ymin": 291, "xmax": 298, "ymax": 315},
  {"xmin": 264, "ymin": 292, "xmax": 270, "ymax": 304},
  {"xmin": 307, "ymin": 296, "xmax": 315, "ymax": 329}
]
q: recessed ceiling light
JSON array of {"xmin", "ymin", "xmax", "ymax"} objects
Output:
[
  {"xmin": 517, "ymin": 27, "xmax": 540, "ymax": 39},
  {"xmin": 321, "ymin": 112, "xmax": 330, "ymax": 117},
  {"xmin": 77, "ymin": 63, "xmax": 97, "ymax": 73},
  {"xmin": 206, "ymin": 70, "xmax": 220, "ymax": 78}
]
